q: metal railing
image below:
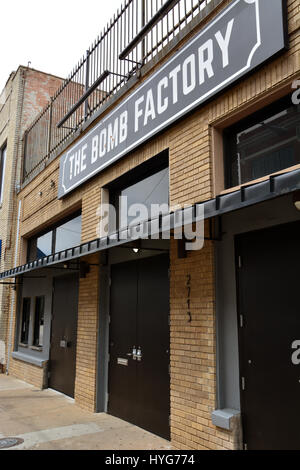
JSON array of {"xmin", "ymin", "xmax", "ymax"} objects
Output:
[{"xmin": 23, "ymin": 0, "xmax": 215, "ymax": 181}]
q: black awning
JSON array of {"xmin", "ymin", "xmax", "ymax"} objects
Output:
[{"xmin": 1, "ymin": 167, "xmax": 300, "ymax": 280}]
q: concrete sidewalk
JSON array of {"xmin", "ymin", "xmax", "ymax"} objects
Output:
[{"xmin": 0, "ymin": 374, "xmax": 171, "ymax": 450}]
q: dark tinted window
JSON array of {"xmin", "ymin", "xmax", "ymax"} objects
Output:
[
  {"xmin": 55, "ymin": 215, "xmax": 81, "ymax": 252},
  {"xmin": 27, "ymin": 213, "xmax": 81, "ymax": 262},
  {"xmin": 20, "ymin": 298, "xmax": 31, "ymax": 345},
  {"xmin": 109, "ymin": 152, "xmax": 169, "ymax": 232},
  {"xmin": 37, "ymin": 232, "xmax": 53, "ymax": 258},
  {"xmin": 33, "ymin": 296, "xmax": 45, "ymax": 348},
  {"xmin": 224, "ymin": 96, "xmax": 300, "ymax": 188},
  {"xmin": 119, "ymin": 168, "xmax": 169, "ymax": 229}
]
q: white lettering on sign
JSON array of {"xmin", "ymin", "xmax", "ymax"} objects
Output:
[
  {"xmin": 291, "ymin": 340, "xmax": 300, "ymax": 365},
  {"xmin": 89, "ymin": 111, "xmax": 129, "ymax": 167},
  {"xmin": 157, "ymin": 77, "xmax": 168, "ymax": 114},
  {"xmin": 169, "ymin": 64, "xmax": 181, "ymax": 104},
  {"xmin": 69, "ymin": 143, "xmax": 88, "ymax": 180},
  {"xmin": 59, "ymin": 0, "xmax": 287, "ymax": 198},
  {"xmin": 134, "ymin": 18, "xmax": 235, "ymax": 133},
  {"xmin": 215, "ymin": 18, "xmax": 235, "ymax": 68}
]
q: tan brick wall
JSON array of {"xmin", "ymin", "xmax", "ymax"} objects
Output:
[
  {"xmin": 170, "ymin": 232, "xmax": 238, "ymax": 450},
  {"xmin": 9, "ymin": 357, "xmax": 46, "ymax": 389},
  {"xmin": 74, "ymin": 254, "xmax": 99, "ymax": 411}
]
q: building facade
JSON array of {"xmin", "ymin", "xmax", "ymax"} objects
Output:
[
  {"xmin": 1, "ymin": 0, "xmax": 300, "ymax": 450},
  {"xmin": 0, "ymin": 67, "xmax": 63, "ymax": 372}
]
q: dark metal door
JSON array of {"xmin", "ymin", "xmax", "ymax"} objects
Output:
[
  {"xmin": 108, "ymin": 260, "xmax": 138, "ymax": 424},
  {"xmin": 49, "ymin": 273, "xmax": 79, "ymax": 398},
  {"xmin": 108, "ymin": 254, "xmax": 170, "ymax": 440},
  {"xmin": 236, "ymin": 221, "xmax": 300, "ymax": 450},
  {"xmin": 136, "ymin": 255, "xmax": 170, "ymax": 439}
]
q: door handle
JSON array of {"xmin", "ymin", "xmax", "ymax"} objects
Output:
[
  {"xmin": 126, "ymin": 347, "xmax": 137, "ymax": 360},
  {"xmin": 136, "ymin": 347, "xmax": 142, "ymax": 362}
]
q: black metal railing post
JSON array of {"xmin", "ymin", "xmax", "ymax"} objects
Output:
[
  {"xmin": 22, "ymin": 131, "xmax": 28, "ymax": 182},
  {"xmin": 141, "ymin": 0, "xmax": 146, "ymax": 63},
  {"xmin": 85, "ymin": 50, "xmax": 90, "ymax": 121},
  {"xmin": 47, "ymin": 99, "xmax": 53, "ymax": 159}
]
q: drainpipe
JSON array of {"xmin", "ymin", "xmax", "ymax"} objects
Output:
[{"xmin": 6, "ymin": 199, "xmax": 22, "ymax": 374}]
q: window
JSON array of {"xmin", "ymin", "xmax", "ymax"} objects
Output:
[
  {"xmin": 55, "ymin": 215, "xmax": 82, "ymax": 252},
  {"xmin": 27, "ymin": 213, "xmax": 81, "ymax": 262},
  {"xmin": 0, "ymin": 144, "xmax": 7, "ymax": 204},
  {"xmin": 109, "ymin": 151, "xmax": 169, "ymax": 232},
  {"xmin": 224, "ymin": 95, "xmax": 300, "ymax": 188},
  {"xmin": 37, "ymin": 232, "xmax": 52, "ymax": 258},
  {"xmin": 118, "ymin": 168, "xmax": 169, "ymax": 229},
  {"xmin": 20, "ymin": 298, "xmax": 31, "ymax": 345},
  {"xmin": 33, "ymin": 296, "xmax": 45, "ymax": 348}
]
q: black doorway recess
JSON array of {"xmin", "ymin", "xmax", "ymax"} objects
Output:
[
  {"xmin": 108, "ymin": 254, "xmax": 170, "ymax": 440},
  {"xmin": 49, "ymin": 273, "xmax": 79, "ymax": 398},
  {"xmin": 236, "ymin": 220, "xmax": 300, "ymax": 450}
]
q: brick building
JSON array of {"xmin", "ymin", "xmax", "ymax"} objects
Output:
[
  {"xmin": 0, "ymin": 67, "xmax": 63, "ymax": 372},
  {"xmin": 0, "ymin": 0, "xmax": 300, "ymax": 450}
]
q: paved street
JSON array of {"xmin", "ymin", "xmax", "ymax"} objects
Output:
[{"xmin": 0, "ymin": 374, "xmax": 171, "ymax": 450}]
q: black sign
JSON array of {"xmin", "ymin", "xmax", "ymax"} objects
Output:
[{"xmin": 58, "ymin": 0, "xmax": 287, "ymax": 198}]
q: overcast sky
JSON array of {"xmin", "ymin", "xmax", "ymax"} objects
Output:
[{"xmin": 0, "ymin": 0, "xmax": 123, "ymax": 92}]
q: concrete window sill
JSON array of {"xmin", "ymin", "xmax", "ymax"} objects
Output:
[
  {"xmin": 211, "ymin": 408, "xmax": 241, "ymax": 431},
  {"xmin": 30, "ymin": 346, "xmax": 43, "ymax": 352},
  {"xmin": 11, "ymin": 351, "xmax": 47, "ymax": 368}
]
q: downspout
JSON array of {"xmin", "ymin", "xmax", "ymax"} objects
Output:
[
  {"xmin": 6, "ymin": 199, "xmax": 22, "ymax": 373},
  {"xmin": 6, "ymin": 200, "xmax": 22, "ymax": 373}
]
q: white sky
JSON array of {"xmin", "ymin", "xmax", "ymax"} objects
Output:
[{"xmin": 0, "ymin": 0, "xmax": 123, "ymax": 92}]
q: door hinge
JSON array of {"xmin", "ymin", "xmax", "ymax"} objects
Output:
[
  {"xmin": 241, "ymin": 376, "xmax": 246, "ymax": 391},
  {"xmin": 243, "ymin": 443, "xmax": 248, "ymax": 451},
  {"xmin": 239, "ymin": 314, "xmax": 244, "ymax": 328},
  {"xmin": 238, "ymin": 255, "xmax": 242, "ymax": 268}
]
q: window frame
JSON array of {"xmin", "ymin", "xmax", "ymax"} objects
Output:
[
  {"xmin": 19, "ymin": 297, "xmax": 31, "ymax": 347},
  {"xmin": 107, "ymin": 150, "xmax": 169, "ymax": 233},
  {"xmin": 223, "ymin": 94, "xmax": 299, "ymax": 189},
  {"xmin": 27, "ymin": 211, "xmax": 82, "ymax": 262},
  {"xmin": 32, "ymin": 296, "xmax": 45, "ymax": 350}
]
